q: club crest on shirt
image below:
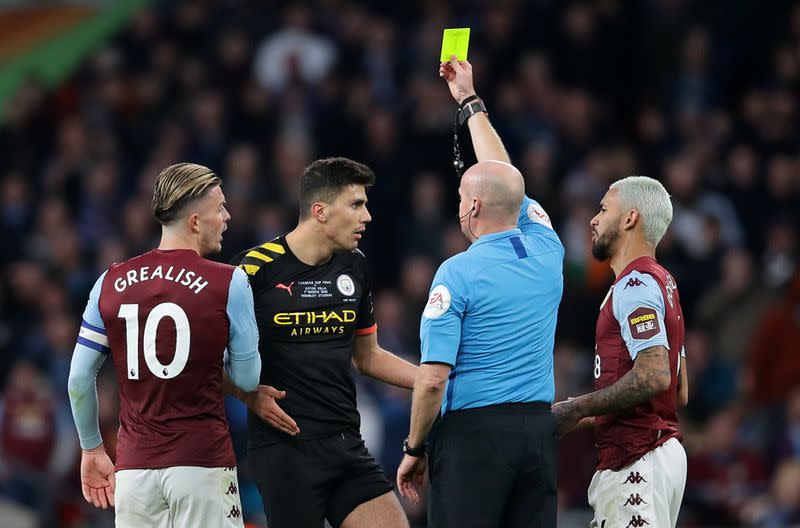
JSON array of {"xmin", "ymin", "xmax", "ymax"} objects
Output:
[
  {"xmin": 336, "ymin": 274, "xmax": 355, "ymax": 296},
  {"xmin": 424, "ymin": 285, "xmax": 451, "ymax": 319},
  {"xmin": 627, "ymin": 307, "xmax": 660, "ymax": 339}
]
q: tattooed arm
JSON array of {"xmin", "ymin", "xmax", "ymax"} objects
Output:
[{"xmin": 553, "ymin": 345, "xmax": 671, "ymax": 436}]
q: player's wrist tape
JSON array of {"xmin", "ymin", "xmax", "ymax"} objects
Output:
[
  {"xmin": 402, "ymin": 437, "xmax": 427, "ymax": 457},
  {"xmin": 457, "ymin": 96, "xmax": 487, "ymax": 125}
]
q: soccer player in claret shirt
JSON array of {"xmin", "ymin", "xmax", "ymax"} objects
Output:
[
  {"xmin": 67, "ymin": 163, "xmax": 261, "ymax": 527},
  {"xmin": 553, "ymin": 176, "xmax": 689, "ymax": 528},
  {"xmin": 227, "ymin": 157, "xmax": 417, "ymax": 528}
]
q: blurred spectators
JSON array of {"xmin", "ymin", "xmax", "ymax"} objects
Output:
[
  {"xmin": 744, "ymin": 270, "xmax": 800, "ymax": 407},
  {"xmin": 0, "ymin": 1, "xmax": 798, "ymax": 526}
]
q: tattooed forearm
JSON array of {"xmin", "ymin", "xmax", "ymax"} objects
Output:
[{"xmin": 573, "ymin": 346, "xmax": 671, "ymax": 418}]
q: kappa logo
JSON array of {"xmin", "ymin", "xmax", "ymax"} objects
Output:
[
  {"xmin": 626, "ymin": 515, "xmax": 650, "ymax": 527},
  {"xmin": 622, "ymin": 471, "xmax": 647, "ymax": 484},
  {"xmin": 227, "ymin": 505, "xmax": 241, "ymax": 519},
  {"xmin": 276, "ymin": 282, "xmax": 294, "ymax": 296},
  {"xmin": 624, "ymin": 493, "xmax": 647, "ymax": 506},
  {"xmin": 624, "ymin": 277, "xmax": 647, "ymax": 289},
  {"xmin": 225, "ymin": 482, "xmax": 238, "ymax": 495}
]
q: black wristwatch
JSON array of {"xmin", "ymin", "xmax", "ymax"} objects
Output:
[
  {"xmin": 402, "ymin": 437, "xmax": 427, "ymax": 457},
  {"xmin": 457, "ymin": 96, "xmax": 488, "ymax": 125}
]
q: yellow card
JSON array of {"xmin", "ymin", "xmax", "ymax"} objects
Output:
[{"xmin": 440, "ymin": 28, "xmax": 470, "ymax": 62}]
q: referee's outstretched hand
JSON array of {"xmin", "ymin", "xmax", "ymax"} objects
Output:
[
  {"xmin": 439, "ymin": 55, "xmax": 477, "ymax": 106},
  {"xmin": 397, "ymin": 454, "xmax": 427, "ymax": 504},
  {"xmin": 244, "ymin": 385, "xmax": 300, "ymax": 436}
]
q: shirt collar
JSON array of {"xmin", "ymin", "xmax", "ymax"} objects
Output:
[{"xmin": 469, "ymin": 228, "xmax": 523, "ymax": 250}]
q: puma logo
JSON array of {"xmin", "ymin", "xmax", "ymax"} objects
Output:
[{"xmin": 276, "ymin": 282, "xmax": 294, "ymax": 296}]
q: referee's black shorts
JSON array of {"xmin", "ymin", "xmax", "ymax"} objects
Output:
[
  {"xmin": 248, "ymin": 430, "xmax": 393, "ymax": 528},
  {"xmin": 428, "ymin": 402, "xmax": 557, "ymax": 528}
]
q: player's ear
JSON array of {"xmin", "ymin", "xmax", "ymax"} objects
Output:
[
  {"xmin": 311, "ymin": 202, "xmax": 327, "ymax": 223},
  {"xmin": 624, "ymin": 209, "xmax": 639, "ymax": 231},
  {"xmin": 187, "ymin": 212, "xmax": 201, "ymax": 233}
]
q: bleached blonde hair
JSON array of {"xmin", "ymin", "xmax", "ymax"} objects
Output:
[
  {"xmin": 609, "ymin": 176, "xmax": 673, "ymax": 246},
  {"xmin": 152, "ymin": 163, "xmax": 221, "ymax": 225}
]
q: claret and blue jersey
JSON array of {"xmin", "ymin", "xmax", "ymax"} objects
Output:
[
  {"xmin": 420, "ymin": 196, "xmax": 564, "ymax": 413},
  {"xmin": 69, "ymin": 249, "xmax": 261, "ymax": 470}
]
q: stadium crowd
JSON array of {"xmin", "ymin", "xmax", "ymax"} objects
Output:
[{"xmin": 0, "ymin": 1, "xmax": 799, "ymax": 526}]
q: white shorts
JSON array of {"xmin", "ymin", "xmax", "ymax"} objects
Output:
[
  {"xmin": 588, "ymin": 437, "xmax": 687, "ymax": 528},
  {"xmin": 115, "ymin": 466, "xmax": 244, "ymax": 528}
]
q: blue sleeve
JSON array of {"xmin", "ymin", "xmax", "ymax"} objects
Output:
[
  {"xmin": 225, "ymin": 267, "xmax": 261, "ymax": 392},
  {"xmin": 68, "ymin": 272, "xmax": 109, "ymax": 449},
  {"xmin": 68, "ymin": 344, "xmax": 107, "ymax": 449},
  {"xmin": 420, "ymin": 261, "xmax": 466, "ymax": 366},
  {"xmin": 76, "ymin": 271, "xmax": 109, "ymax": 355},
  {"xmin": 518, "ymin": 196, "xmax": 555, "ymax": 236},
  {"xmin": 612, "ymin": 271, "xmax": 669, "ymax": 360}
]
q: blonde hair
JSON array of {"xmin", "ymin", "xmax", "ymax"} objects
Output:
[
  {"xmin": 609, "ymin": 176, "xmax": 673, "ymax": 246},
  {"xmin": 152, "ymin": 163, "xmax": 221, "ymax": 225}
]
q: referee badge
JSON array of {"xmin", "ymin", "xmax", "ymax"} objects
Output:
[
  {"xmin": 424, "ymin": 285, "xmax": 451, "ymax": 319},
  {"xmin": 527, "ymin": 202, "xmax": 553, "ymax": 229},
  {"xmin": 337, "ymin": 274, "xmax": 355, "ymax": 296}
]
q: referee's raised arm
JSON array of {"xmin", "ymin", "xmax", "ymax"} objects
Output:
[{"xmin": 439, "ymin": 55, "xmax": 510, "ymax": 163}]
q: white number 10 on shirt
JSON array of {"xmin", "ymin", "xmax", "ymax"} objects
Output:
[{"xmin": 118, "ymin": 303, "xmax": 191, "ymax": 380}]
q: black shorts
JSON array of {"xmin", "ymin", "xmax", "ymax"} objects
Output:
[
  {"xmin": 428, "ymin": 402, "xmax": 558, "ymax": 528},
  {"xmin": 248, "ymin": 430, "xmax": 393, "ymax": 528}
]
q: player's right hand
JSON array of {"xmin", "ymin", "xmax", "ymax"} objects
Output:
[
  {"xmin": 439, "ymin": 55, "xmax": 477, "ymax": 105},
  {"xmin": 244, "ymin": 385, "xmax": 300, "ymax": 436},
  {"xmin": 80, "ymin": 445, "xmax": 115, "ymax": 509}
]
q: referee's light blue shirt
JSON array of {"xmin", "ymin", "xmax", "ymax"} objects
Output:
[{"xmin": 420, "ymin": 196, "xmax": 564, "ymax": 413}]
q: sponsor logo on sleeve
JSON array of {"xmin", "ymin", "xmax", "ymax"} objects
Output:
[
  {"xmin": 527, "ymin": 202, "xmax": 553, "ymax": 229},
  {"xmin": 423, "ymin": 285, "xmax": 451, "ymax": 319},
  {"xmin": 627, "ymin": 308, "xmax": 660, "ymax": 340}
]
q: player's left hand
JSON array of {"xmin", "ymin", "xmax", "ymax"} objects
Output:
[
  {"xmin": 80, "ymin": 445, "xmax": 115, "ymax": 509},
  {"xmin": 552, "ymin": 400, "xmax": 583, "ymax": 438},
  {"xmin": 397, "ymin": 454, "xmax": 427, "ymax": 504}
]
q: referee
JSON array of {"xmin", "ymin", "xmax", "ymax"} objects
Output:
[{"xmin": 396, "ymin": 58, "xmax": 564, "ymax": 527}]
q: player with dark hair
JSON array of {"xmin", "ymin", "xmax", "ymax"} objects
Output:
[
  {"xmin": 67, "ymin": 162, "xmax": 261, "ymax": 527},
  {"xmin": 227, "ymin": 157, "xmax": 417, "ymax": 528}
]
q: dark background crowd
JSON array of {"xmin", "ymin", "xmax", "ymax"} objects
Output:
[{"xmin": 0, "ymin": 1, "xmax": 799, "ymax": 526}]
